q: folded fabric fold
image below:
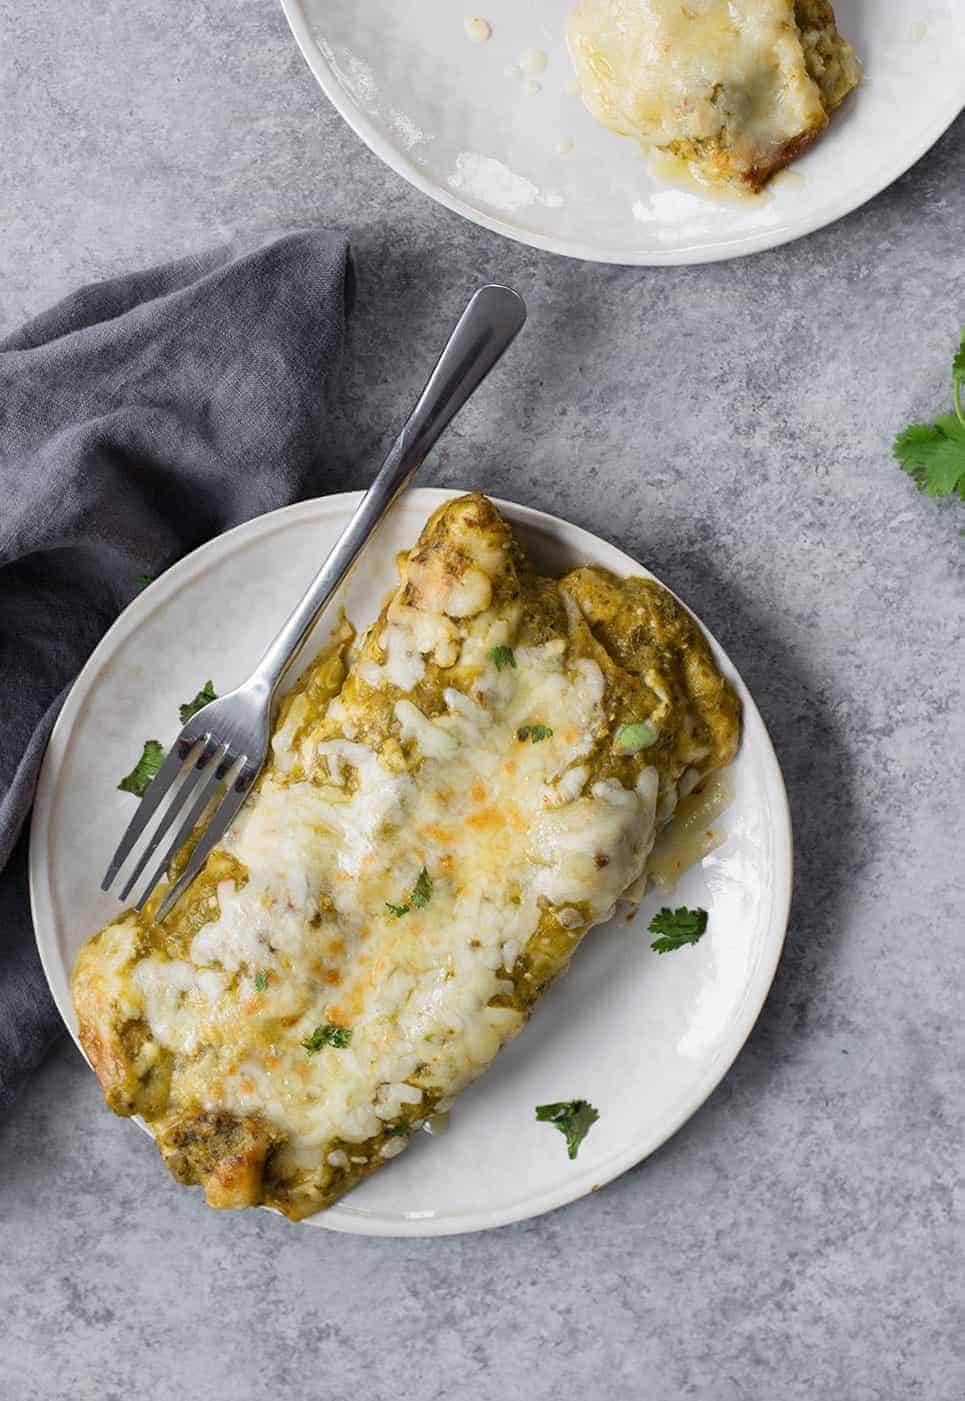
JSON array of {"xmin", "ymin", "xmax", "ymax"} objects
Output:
[{"xmin": 0, "ymin": 228, "xmax": 353, "ymax": 1111}]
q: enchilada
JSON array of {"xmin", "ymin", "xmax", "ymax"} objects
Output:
[{"xmin": 71, "ymin": 494, "xmax": 740, "ymax": 1219}]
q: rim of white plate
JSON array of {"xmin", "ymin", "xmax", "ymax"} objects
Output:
[
  {"xmin": 30, "ymin": 489, "xmax": 793, "ymax": 1235},
  {"xmin": 279, "ymin": 0, "xmax": 963, "ymax": 266}
]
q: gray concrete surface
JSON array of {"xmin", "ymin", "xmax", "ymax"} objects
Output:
[{"xmin": 1, "ymin": 3, "xmax": 962, "ymax": 1398}]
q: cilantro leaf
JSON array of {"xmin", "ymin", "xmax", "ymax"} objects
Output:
[
  {"xmin": 136, "ymin": 574, "xmax": 154, "ymax": 586},
  {"xmin": 893, "ymin": 329, "xmax": 965, "ymax": 499},
  {"xmin": 489, "ymin": 645, "xmax": 516, "ymax": 671},
  {"xmin": 952, "ymin": 328, "xmax": 965, "ymax": 425},
  {"xmin": 254, "ymin": 971, "xmax": 269, "ymax": 992},
  {"xmin": 179, "ymin": 680, "xmax": 218, "ymax": 725},
  {"xmin": 117, "ymin": 739, "xmax": 165, "ymax": 798},
  {"xmin": 302, "ymin": 1023, "xmax": 352, "ymax": 1053},
  {"xmin": 535, "ymin": 1100, "xmax": 599, "ymax": 1160},
  {"xmin": 387, "ymin": 867, "xmax": 433, "ymax": 917},
  {"xmin": 517, "ymin": 724, "xmax": 553, "ymax": 743},
  {"xmin": 411, "ymin": 866, "xmax": 433, "ymax": 908},
  {"xmin": 647, "ymin": 905, "xmax": 709, "ymax": 953},
  {"xmin": 894, "ymin": 416, "xmax": 965, "ymax": 498},
  {"xmin": 386, "ymin": 1121, "xmax": 412, "ymax": 1137},
  {"xmin": 117, "ymin": 681, "xmax": 217, "ymax": 800},
  {"xmin": 615, "ymin": 721, "xmax": 658, "ymax": 753}
]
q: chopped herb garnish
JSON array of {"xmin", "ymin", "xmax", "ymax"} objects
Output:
[
  {"xmin": 647, "ymin": 905, "xmax": 709, "ymax": 953},
  {"xmin": 386, "ymin": 1122, "xmax": 412, "ymax": 1137},
  {"xmin": 517, "ymin": 724, "xmax": 553, "ymax": 743},
  {"xmin": 302, "ymin": 1023, "xmax": 352, "ymax": 1053},
  {"xmin": 955, "ymin": 334, "xmax": 965, "ymax": 421},
  {"xmin": 117, "ymin": 739, "xmax": 165, "ymax": 798},
  {"xmin": 136, "ymin": 574, "xmax": 154, "ymax": 586},
  {"xmin": 386, "ymin": 866, "xmax": 433, "ymax": 917},
  {"xmin": 179, "ymin": 680, "xmax": 218, "ymax": 725},
  {"xmin": 489, "ymin": 645, "xmax": 516, "ymax": 671},
  {"xmin": 615, "ymin": 721, "xmax": 658, "ymax": 753},
  {"xmin": 535, "ymin": 1100, "xmax": 599, "ymax": 1160},
  {"xmin": 893, "ymin": 327, "xmax": 965, "ymax": 501},
  {"xmin": 411, "ymin": 866, "xmax": 433, "ymax": 908},
  {"xmin": 118, "ymin": 681, "xmax": 216, "ymax": 800},
  {"xmin": 254, "ymin": 971, "xmax": 269, "ymax": 992}
]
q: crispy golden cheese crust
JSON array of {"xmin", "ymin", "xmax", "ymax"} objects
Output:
[
  {"xmin": 72, "ymin": 495, "xmax": 740, "ymax": 1218},
  {"xmin": 73, "ymin": 923, "xmax": 172, "ymax": 1119},
  {"xmin": 158, "ymin": 1112, "xmax": 276, "ymax": 1210}
]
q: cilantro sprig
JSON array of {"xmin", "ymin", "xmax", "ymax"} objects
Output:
[
  {"xmin": 954, "ymin": 335, "xmax": 965, "ymax": 424},
  {"xmin": 302, "ymin": 1023, "xmax": 352, "ymax": 1053},
  {"xmin": 517, "ymin": 723, "xmax": 553, "ymax": 743},
  {"xmin": 254, "ymin": 971, "xmax": 270, "ymax": 992},
  {"xmin": 893, "ymin": 328, "xmax": 965, "ymax": 501},
  {"xmin": 411, "ymin": 866, "xmax": 433, "ymax": 907},
  {"xmin": 117, "ymin": 680, "xmax": 218, "ymax": 797},
  {"xmin": 648, "ymin": 905, "xmax": 709, "ymax": 954},
  {"xmin": 179, "ymin": 680, "xmax": 218, "ymax": 725},
  {"xmin": 489, "ymin": 645, "xmax": 516, "ymax": 671},
  {"xmin": 117, "ymin": 740, "xmax": 165, "ymax": 798},
  {"xmin": 535, "ymin": 1100, "xmax": 599, "ymax": 1160},
  {"xmin": 386, "ymin": 866, "xmax": 433, "ymax": 918}
]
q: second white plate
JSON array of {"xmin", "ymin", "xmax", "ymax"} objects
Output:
[
  {"xmin": 30, "ymin": 490, "xmax": 791, "ymax": 1235},
  {"xmin": 280, "ymin": 0, "xmax": 963, "ymax": 265}
]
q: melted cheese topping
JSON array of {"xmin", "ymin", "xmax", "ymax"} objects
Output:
[
  {"xmin": 124, "ymin": 636, "xmax": 657, "ymax": 1157},
  {"xmin": 73, "ymin": 494, "xmax": 741, "ymax": 1215},
  {"xmin": 567, "ymin": 0, "xmax": 846, "ymax": 185}
]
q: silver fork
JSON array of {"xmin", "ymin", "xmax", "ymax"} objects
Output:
[{"xmin": 102, "ymin": 283, "xmax": 527, "ymax": 923}]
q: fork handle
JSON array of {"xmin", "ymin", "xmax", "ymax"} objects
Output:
[{"xmin": 251, "ymin": 284, "xmax": 527, "ymax": 694}]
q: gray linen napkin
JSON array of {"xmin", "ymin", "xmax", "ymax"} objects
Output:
[{"xmin": 0, "ymin": 228, "xmax": 352, "ymax": 1110}]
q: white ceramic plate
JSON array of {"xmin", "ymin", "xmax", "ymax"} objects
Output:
[
  {"xmin": 280, "ymin": 0, "xmax": 963, "ymax": 265},
  {"xmin": 30, "ymin": 489, "xmax": 791, "ymax": 1235}
]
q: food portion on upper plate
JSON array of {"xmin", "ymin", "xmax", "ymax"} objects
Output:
[
  {"xmin": 71, "ymin": 494, "xmax": 740, "ymax": 1220},
  {"xmin": 567, "ymin": 0, "xmax": 860, "ymax": 192}
]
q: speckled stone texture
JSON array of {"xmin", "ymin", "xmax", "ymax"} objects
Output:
[{"xmin": 1, "ymin": 4, "xmax": 961, "ymax": 1398}]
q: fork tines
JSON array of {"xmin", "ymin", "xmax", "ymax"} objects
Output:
[{"xmin": 102, "ymin": 731, "xmax": 254, "ymax": 922}]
